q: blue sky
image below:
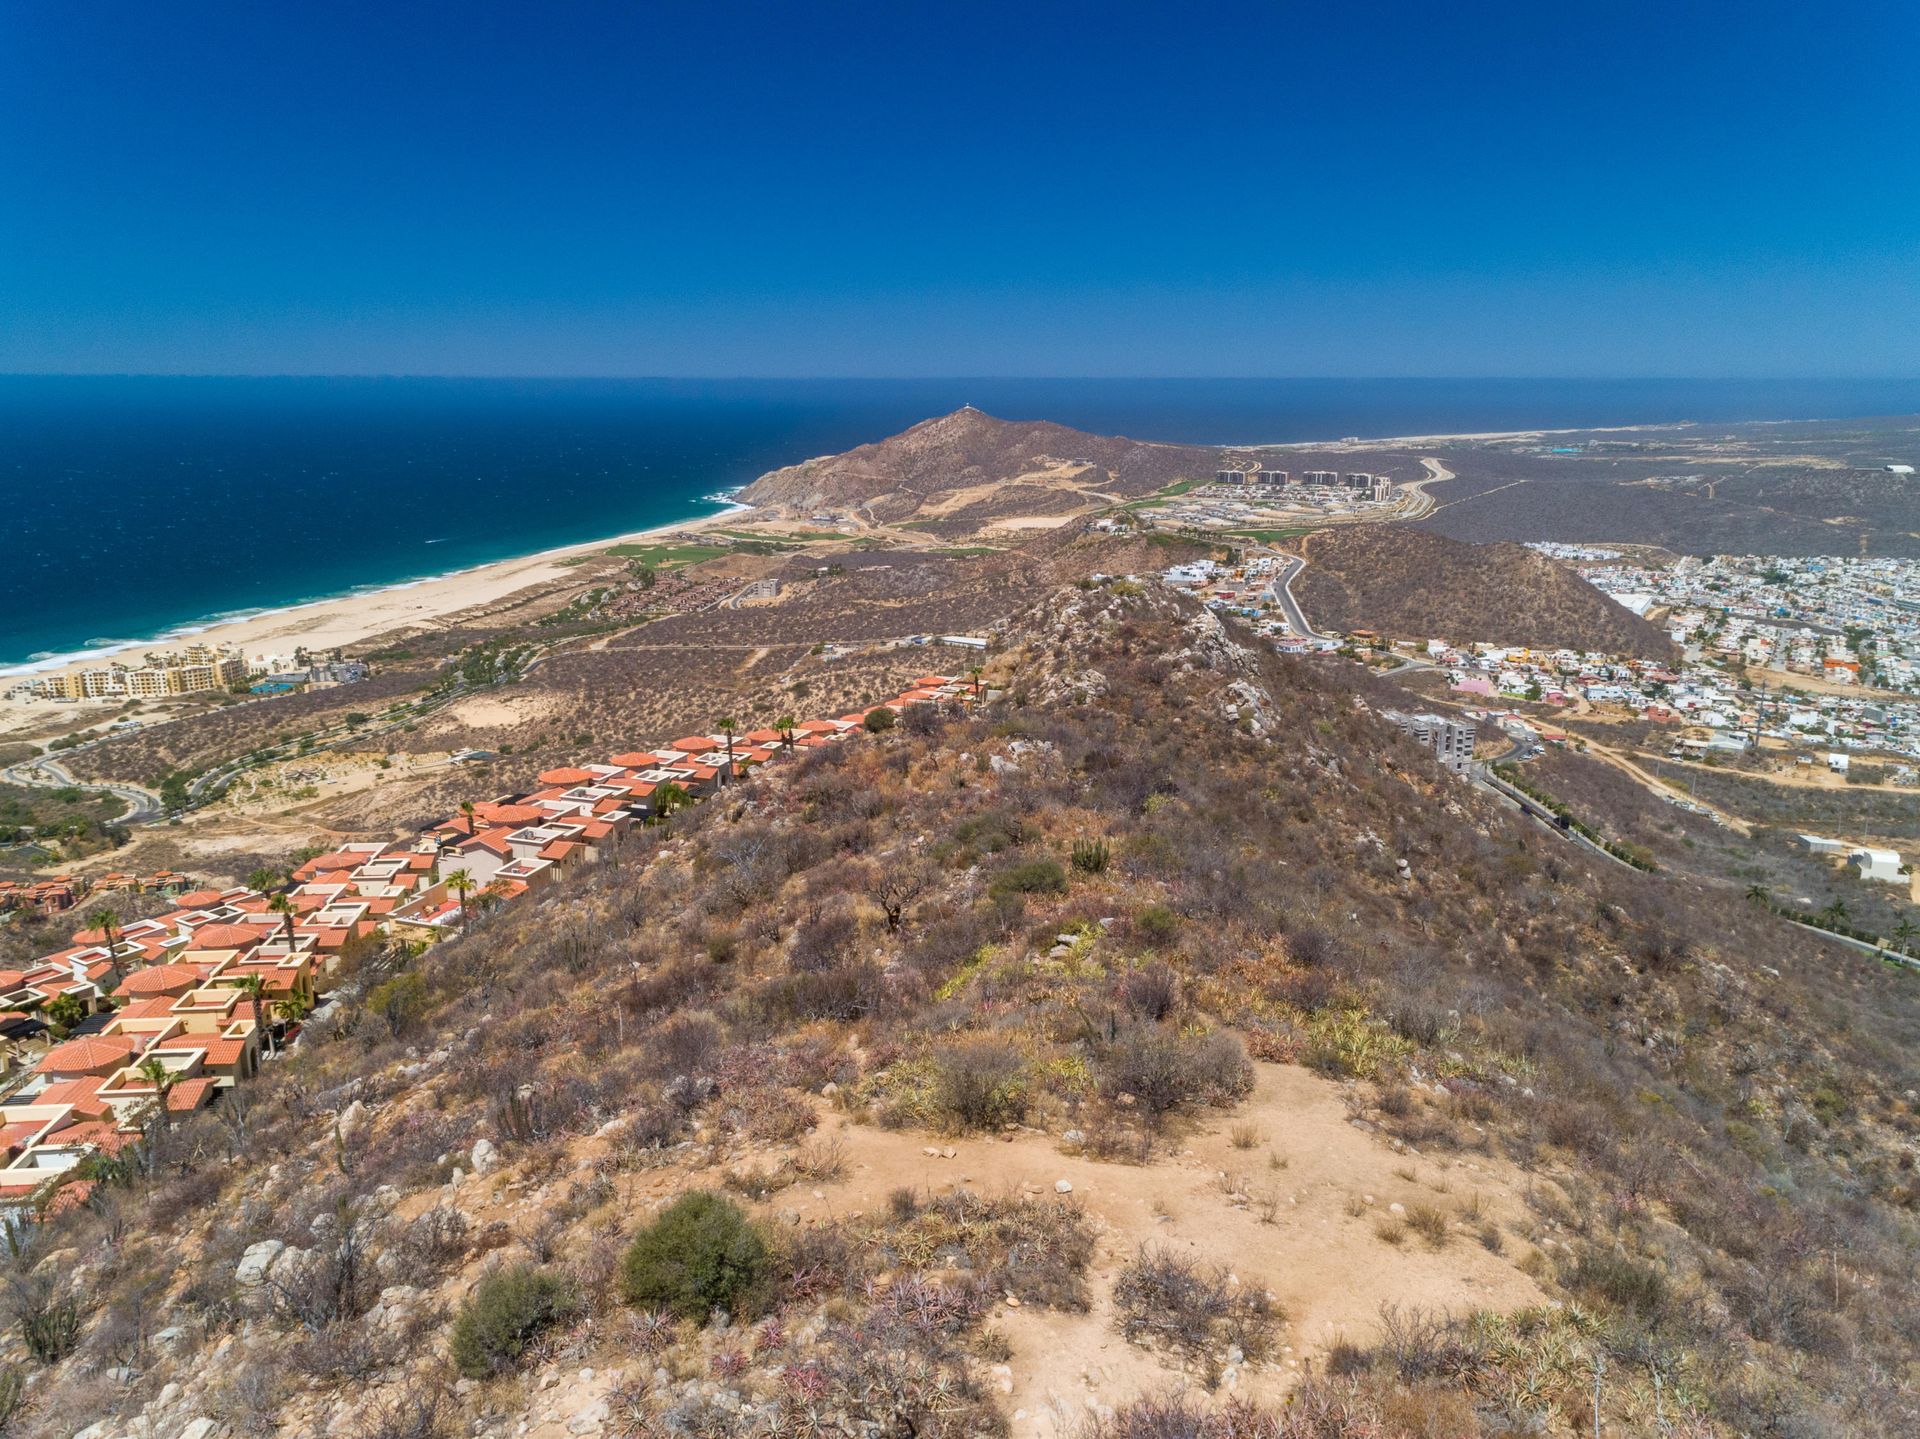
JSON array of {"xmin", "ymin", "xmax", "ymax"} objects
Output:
[{"xmin": 2, "ymin": 1, "xmax": 1915, "ymax": 377}]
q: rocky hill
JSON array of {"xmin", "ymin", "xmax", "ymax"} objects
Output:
[
  {"xmin": 1290, "ymin": 524, "xmax": 1676, "ymax": 659},
  {"xmin": 740, "ymin": 407, "xmax": 1225, "ymax": 526},
  {"xmin": 9, "ymin": 581, "xmax": 1916, "ymax": 1439}
]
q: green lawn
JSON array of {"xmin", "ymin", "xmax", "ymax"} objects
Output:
[
  {"xmin": 604, "ymin": 542, "xmax": 730, "ymax": 566},
  {"xmin": 1222, "ymin": 527, "xmax": 1313, "ymax": 542},
  {"xmin": 936, "ymin": 545, "xmax": 1003, "ymax": 557},
  {"xmin": 710, "ymin": 528, "xmax": 844, "ymax": 543}
]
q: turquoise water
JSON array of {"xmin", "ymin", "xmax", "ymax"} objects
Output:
[{"xmin": 5, "ymin": 375, "xmax": 1918, "ymax": 671}]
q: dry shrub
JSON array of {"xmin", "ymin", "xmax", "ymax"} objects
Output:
[
  {"xmin": 1098, "ymin": 1025, "xmax": 1253, "ymax": 1120},
  {"xmin": 1112, "ymin": 1245, "xmax": 1278, "ymax": 1363},
  {"xmin": 931, "ymin": 1040, "xmax": 1030, "ymax": 1131}
]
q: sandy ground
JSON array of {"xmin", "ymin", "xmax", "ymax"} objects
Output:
[{"xmin": 421, "ymin": 1063, "xmax": 1550, "ymax": 1439}]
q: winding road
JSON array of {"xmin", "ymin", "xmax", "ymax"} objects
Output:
[
  {"xmin": 0, "ymin": 751, "xmax": 162, "ymax": 825},
  {"xmin": 1267, "ymin": 553, "xmax": 1336, "ymax": 642}
]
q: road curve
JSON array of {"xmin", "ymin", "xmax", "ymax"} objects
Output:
[
  {"xmin": 1269, "ymin": 554, "xmax": 1336, "ymax": 642},
  {"xmin": 0, "ymin": 754, "xmax": 163, "ymax": 825}
]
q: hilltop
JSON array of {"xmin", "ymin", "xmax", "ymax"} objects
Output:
[
  {"xmin": 739, "ymin": 407, "xmax": 1225, "ymax": 530},
  {"xmin": 7, "ymin": 578, "xmax": 1917, "ymax": 1439},
  {"xmin": 1287, "ymin": 524, "xmax": 1676, "ymax": 660}
]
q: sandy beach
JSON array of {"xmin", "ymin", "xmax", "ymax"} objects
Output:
[{"xmin": 0, "ymin": 504, "xmax": 764, "ymax": 696}]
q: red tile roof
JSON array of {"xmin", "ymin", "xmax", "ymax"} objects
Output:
[
  {"xmin": 39, "ymin": 1035, "xmax": 137, "ymax": 1075},
  {"xmin": 113, "ymin": 964, "xmax": 205, "ymax": 998},
  {"xmin": 185, "ymin": 923, "xmax": 261, "ymax": 951}
]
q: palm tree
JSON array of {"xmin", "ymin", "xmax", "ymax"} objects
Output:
[
  {"xmin": 775, "ymin": 713, "xmax": 797, "ymax": 751},
  {"xmin": 968, "ymin": 666, "xmax": 984, "ymax": 701},
  {"xmin": 1745, "ymin": 884, "xmax": 1770, "ymax": 906},
  {"xmin": 1819, "ymin": 898, "xmax": 1851, "ymax": 928},
  {"xmin": 231, "ymin": 972, "xmax": 275, "ymax": 1056},
  {"xmin": 459, "ymin": 800, "xmax": 478, "ymax": 835},
  {"xmin": 136, "ymin": 1055, "xmax": 177, "ymax": 1132},
  {"xmin": 275, "ymin": 990, "xmax": 315, "ymax": 1030},
  {"xmin": 649, "ymin": 781, "xmax": 691, "ymax": 827},
  {"xmin": 267, "ymin": 893, "xmax": 298, "ymax": 949},
  {"xmin": 84, "ymin": 905, "xmax": 124, "ymax": 986},
  {"xmin": 247, "ymin": 867, "xmax": 282, "ymax": 895},
  {"xmin": 715, "ymin": 716, "xmax": 738, "ymax": 782},
  {"xmin": 445, "ymin": 869, "xmax": 476, "ymax": 932},
  {"xmin": 1893, "ymin": 916, "xmax": 1917, "ymax": 951}
]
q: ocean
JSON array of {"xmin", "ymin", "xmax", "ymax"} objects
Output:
[{"xmin": 5, "ymin": 375, "xmax": 1919, "ymax": 673}]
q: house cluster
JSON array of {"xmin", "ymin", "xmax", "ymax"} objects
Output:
[
  {"xmin": 1161, "ymin": 558, "xmax": 1342, "ymax": 653},
  {"xmin": 1575, "ymin": 553, "xmax": 1920, "ymax": 692},
  {"xmin": 0, "ymin": 870, "xmax": 195, "ymax": 920},
  {"xmin": 1430, "ymin": 633, "xmax": 1920, "ymax": 768},
  {"xmin": 1144, "ymin": 474, "xmax": 1397, "ymax": 534},
  {"xmin": 0, "ymin": 675, "xmax": 975, "ymax": 1212}
]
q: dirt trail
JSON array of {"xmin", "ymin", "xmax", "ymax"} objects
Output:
[{"xmin": 770, "ymin": 1065, "xmax": 1544, "ymax": 1434}]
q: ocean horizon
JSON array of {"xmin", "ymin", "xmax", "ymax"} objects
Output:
[{"xmin": 6, "ymin": 374, "xmax": 1920, "ymax": 673}]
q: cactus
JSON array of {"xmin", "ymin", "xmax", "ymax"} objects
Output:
[{"xmin": 1071, "ymin": 838, "xmax": 1111, "ymax": 875}]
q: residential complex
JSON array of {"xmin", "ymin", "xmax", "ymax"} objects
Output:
[
  {"xmin": 0, "ymin": 676, "xmax": 974, "ymax": 1213},
  {"xmin": 7, "ymin": 645, "xmax": 371, "ymax": 704}
]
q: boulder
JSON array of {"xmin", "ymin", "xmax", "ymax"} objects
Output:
[{"xmin": 234, "ymin": 1240, "xmax": 285, "ymax": 1287}]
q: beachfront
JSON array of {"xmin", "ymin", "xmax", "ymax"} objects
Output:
[{"xmin": 0, "ymin": 501, "xmax": 785, "ymax": 742}]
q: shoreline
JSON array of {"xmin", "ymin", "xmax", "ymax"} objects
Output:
[
  {"xmin": 0, "ymin": 496, "xmax": 760, "ymax": 687},
  {"xmin": 0, "ymin": 403, "xmax": 1874, "ymax": 694}
]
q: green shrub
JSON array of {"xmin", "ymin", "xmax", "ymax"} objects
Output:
[
  {"xmin": 619, "ymin": 1192, "xmax": 772, "ymax": 1322},
  {"xmin": 1134, "ymin": 904, "xmax": 1179, "ymax": 942},
  {"xmin": 1571, "ymin": 1249, "xmax": 1668, "ymax": 1317},
  {"xmin": 449, "ymin": 1264, "xmax": 578, "ymax": 1378},
  {"xmin": 990, "ymin": 858, "xmax": 1067, "ymax": 898},
  {"xmin": 367, "ymin": 972, "xmax": 428, "ymax": 1036},
  {"xmin": 862, "ymin": 708, "xmax": 897, "ymax": 734}
]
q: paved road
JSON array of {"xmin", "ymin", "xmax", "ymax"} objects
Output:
[
  {"xmin": 0, "ymin": 753, "xmax": 163, "ymax": 825},
  {"xmin": 1268, "ymin": 554, "xmax": 1336, "ymax": 642}
]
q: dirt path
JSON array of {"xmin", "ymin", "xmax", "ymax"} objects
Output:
[{"xmin": 1575, "ymin": 735, "xmax": 1753, "ymax": 835}]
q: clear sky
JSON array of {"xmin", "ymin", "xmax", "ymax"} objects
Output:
[{"xmin": 3, "ymin": 1, "xmax": 1915, "ymax": 378}]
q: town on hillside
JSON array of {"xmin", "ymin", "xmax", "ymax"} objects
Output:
[{"xmin": 0, "ymin": 676, "xmax": 977, "ymax": 1215}]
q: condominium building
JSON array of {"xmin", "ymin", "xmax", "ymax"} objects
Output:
[{"xmin": 1384, "ymin": 709, "xmax": 1478, "ymax": 774}]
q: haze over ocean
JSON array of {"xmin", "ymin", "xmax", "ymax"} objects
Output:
[{"xmin": 6, "ymin": 375, "xmax": 1920, "ymax": 672}]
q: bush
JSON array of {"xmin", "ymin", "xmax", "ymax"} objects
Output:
[
  {"xmin": 1134, "ymin": 904, "xmax": 1179, "ymax": 943},
  {"xmin": 991, "ymin": 858, "xmax": 1067, "ymax": 898},
  {"xmin": 931, "ymin": 1040, "xmax": 1030, "ymax": 1131},
  {"xmin": 619, "ymin": 1192, "xmax": 772, "ymax": 1322},
  {"xmin": 862, "ymin": 708, "xmax": 897, "ymax": 734},
  {"xmin": 1571, "ymin": 1248, "xmax": 1669, "ymax": 1318},
  {"xmin": 1112, "ymin": 1245, "xmax": 1277, "ymax": 1360},
  {"xmin": 367, "ymin": 972, "xmax": 428, "ymax": 1036},
  {"xmin": 448, "ymin": 1264, "xmax": 578, "ymax": 1378},
  {"xmin": 1098, "ymin": 1025, "xmax": 1253, "ymax": 1119}
]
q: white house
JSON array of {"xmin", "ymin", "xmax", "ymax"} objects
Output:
[{"xmin": 1850, "ymin": 848, "xmax": 1905, "ymax": 885}]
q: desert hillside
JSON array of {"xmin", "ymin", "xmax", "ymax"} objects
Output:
[
  {"xmin": 7, "ymin": 582, "xmax": 1914, "ymax": 1439},
  {"xmin": 740, "ymin": 407, "xmax": 1225, "ymax": 526},
  {"xmin": 1290, "ymin": 525, "xmax": 1676, "ymax": 659}
]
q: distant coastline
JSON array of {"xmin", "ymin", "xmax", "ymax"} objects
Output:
[
  {"xmin": 0, "ymin": 490, "xmax": 757, "ymax": 686},
  {"xmin": 7, "ymin": 375, "xmax": 1920, "ymax": 678}
]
